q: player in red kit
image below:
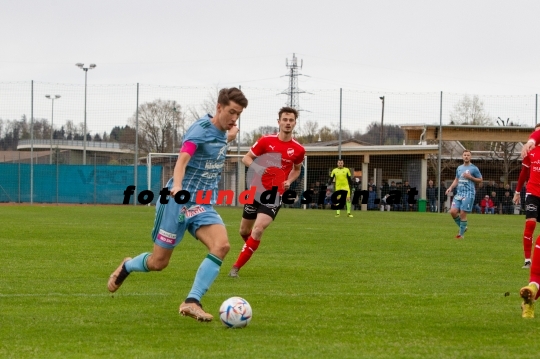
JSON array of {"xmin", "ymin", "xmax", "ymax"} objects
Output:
[
  {"xmin": 515, "ymin": 143, "xmax": 540, "ymax": 317},
  {"xmin": 228, "ymin": 107, "xmax": 306, "ymax": 278},
  {"xmin": 520, "ymin": 123, "xmax": 540, "ymax": 158}
]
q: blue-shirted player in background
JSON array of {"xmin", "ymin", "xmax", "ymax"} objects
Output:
[
  {"xmin": 108, "ymin": 88, "xmax": 248, "ymax": 322},
  {"xmin": 445, "ymin": 150, "xmax": 483, "ymax": 239}
]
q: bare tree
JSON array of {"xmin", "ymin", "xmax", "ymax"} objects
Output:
[
  {"xmin": 295, "ymin": 120, "xmax": 319, "ymax": 143},
  {"xmin": 319, "ymin": 125, "xmax": 336, "ymax": 142},
  {"xmin": 65, "ymin": 120, "xmax": 76, "ymax": 140},
  {"xmin": 449, "ymin": 95, "xmax": 493, "ymax": 126},
  {"xmin": 187, "ymin": 87, "xmax": 219, "ymax": 123},
  {"xmin": 241, "ymin": 126, "xmax": 278, "ymax": 146},
  {"xmin": 128, "ymin": 99, "xmax": 185, "ymax": 154},
  {"xmin": 489, "ymin": 118, "xmax": 522, "ymax": 184}
]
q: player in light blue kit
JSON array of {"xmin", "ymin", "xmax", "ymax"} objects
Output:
[
  {"xmin": 108, "ymin": 88, "xmax": 248, "ymax": 322},
  {"xmin": 445, "ymin": 150, "xmax": 483, "ymax": 239}
]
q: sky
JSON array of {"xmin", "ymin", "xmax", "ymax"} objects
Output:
[{"xmin": 2, "ymin": 0, "xmax": 540, "ymax": 136}]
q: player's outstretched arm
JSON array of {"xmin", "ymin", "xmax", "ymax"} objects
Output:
[
  {"xmin": 522, "ymin": 140, "xmax": 535, "ymax": 159},
  {"xmin": 446, "ymin": 178, "xmax": 458, "ymax": 195},
  {"xmin": 283, "ymin": 163, "xmax": 302, "ymax": 191},
  {"xmin": 327, "ymin": 171, "xmax": 335, "ymax": 186},
  {"xmin": 242, "ymin": 151, "xmax": 265, "ymax": 175},
  {"xmin": 171, "ymin": 152, "xmax": 191, "ymax": 196},
  {"xmin": 514, "ymin": 164, "xmax": 530, "ymax": 205},
  {"xmin": 346, "ymin": 173, "xmax": 353, "ymax": 188},
  {"xmin": 227, "ymin": 125, "xmax": 239, "ymax": 143}
]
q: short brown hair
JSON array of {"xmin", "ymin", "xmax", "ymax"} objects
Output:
[
  {"xmin": 278, "ymin": 107, "xmax": 298, "ymax": 120},
  {"xmin": 535, "ymin": 122, "xmax": 540, "ymax": 129},
  {"xmin": 217, "ymin": 87, "xmax": 248, "ymax": 108},
  {"xmin": 463, "ymin": 149, "xmax": 471, "ymax": 154}
]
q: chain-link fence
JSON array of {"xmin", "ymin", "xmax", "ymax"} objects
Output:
[{"xmin": 0, "ymin": 81, "xmax": 536, "ymax": 206}]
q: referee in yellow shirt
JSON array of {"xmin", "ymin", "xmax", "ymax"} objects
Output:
[{"xmin": 328, "ymin": 159, "xmax": 353, "ymax": 217}]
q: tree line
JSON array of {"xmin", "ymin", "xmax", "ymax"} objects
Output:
[
  {"xmin": 0, "ymin": 98, "xmax": 405, "ymax": 153},
  {"xmin": 2, "ymin": 94, "xmax": 514, "ymax": 154}
]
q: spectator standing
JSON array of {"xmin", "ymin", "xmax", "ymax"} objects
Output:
[
  {"xmin": 367, "ymin": 186, "xmax": 377, "ymax": 210},
  {"xmin": 439, "ymin": 182, "xmax": 447, "ymax": 212},
  {"xmin": 501, "ymin": 191, "xmax": 513, "ymax": 214},
  {"xmin": 402, "ymin": 181, "xmax": 412, "ymax": 211},
  {"xmin": 426, "ymin": 179, "xmax": 437, "ymax": 212},
  {"xmin": 394, "ymin": 182, "xmax": 403, "ymax": 211},
  {"xmin": 490, "ymin": 191, "xmax": 499, "ymax": 214}
]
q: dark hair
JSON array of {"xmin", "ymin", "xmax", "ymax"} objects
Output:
[
  {"xmin": 217, "ymin": 88, "xmax": 248, "ymax": 108},
  {"xmin": 463, "ymin": 149, "xmax": 471, "ymax": 154},
  {"xmin": 278, "ymin": 107, "xmax": 298, "ymax": 119}
]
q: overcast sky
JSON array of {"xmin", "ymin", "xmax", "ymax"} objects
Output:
[
  {"xmin": 3, "ymin": 0, "xmax": 540, "ymax": 92},
  {"xmin": 2, "ymin": 0, "xmax": 540, "ymax": 135}
]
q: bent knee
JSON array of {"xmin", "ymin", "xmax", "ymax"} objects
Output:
[
  {"xmin": 211, "ymin": 240, "xmax": 230, "ymax": 259},
  {"xmin": 239, "ymin": 228, "xmax": 251, "ymax": 237}
]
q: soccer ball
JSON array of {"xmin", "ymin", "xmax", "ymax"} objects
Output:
[{"xmin": 219, "ymin": 296, "xmax": 252, "ymax": 328}]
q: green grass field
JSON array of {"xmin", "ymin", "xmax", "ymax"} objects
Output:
[{"xmin": 0, "ymin": 205, "xmax": 535, "ymax": 358}]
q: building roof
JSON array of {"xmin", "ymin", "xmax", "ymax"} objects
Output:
[
  {"xmin": 0, "ymin": 150, "xmax": 51, "ymax": 163},
  {"xmin": 303, "ymin": 138, "xmax": 373, "ymax": 147}
]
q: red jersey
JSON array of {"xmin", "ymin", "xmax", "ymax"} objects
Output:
[
  {"xmin": 523, "ymin": 146, "xmax": 540, "ymax": 197},
  {"xmin": 250, "ymin": 134, "xmax": 305, "ymax": 194},
  {"xmin": 529, "ymin": 129, "xmax": 540, "ymax": 146}
]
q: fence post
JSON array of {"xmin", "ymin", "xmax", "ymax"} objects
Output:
[
  {"xmin": 134, "ymin": 83, "xmax": 139, "ymax": 206},
  {"xmin": 18, "ymin": 152, "xmax": 21, "ymax": 203},
  {"xmin": 94, "ymin": 153, "xmax": 97, "ymax": 204},
  {"xmin": 56, "ymin": 154, "xmax": 59, "ymax": 204},
  {"xmin": 437, "ymin": 91, "xmax": 443, "ymax": 213},
  {"xmin": 338, "ymin": 88, "xmax": 342, "ymax": 159},
  {"xmin": 30, "ymin": 80, "xmax": 34, "ymax": 205}
]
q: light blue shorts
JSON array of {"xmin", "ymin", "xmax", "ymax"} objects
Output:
[
  {"xmin": 451, "ymin": 195, "xmax": 474, "ymax": 213},
  {"xmin": 150, "ymin": 181, "xmax": 224, "ymax": 249}
]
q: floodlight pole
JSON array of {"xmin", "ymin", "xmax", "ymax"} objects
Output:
[
  {"xmin": 45, "ymin": 95, "xmax": 61, "ymax": 164},
  {"xmin": 379, "ymin": 96, "xmax": 385, "ymax": 145},
  {"xmin": 76, "ymin": 63, "xmax": 96, "ymax": 165}
]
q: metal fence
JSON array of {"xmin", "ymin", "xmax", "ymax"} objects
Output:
[{"xmin": 0, "ymin": 81, "xmax": 537, "ymax": 206}]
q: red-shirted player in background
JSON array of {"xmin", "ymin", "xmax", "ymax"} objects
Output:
[
  {"xmin": 228, "ymin": 107, "xmax": 306, "ymax": 278},
  {"xmin": 520, "ymin": 123, "xmax": 540, "ymax": 158},
  {"xmin": 519, "ymin": 124, "xmax": 540, "ymax": 269},
  {"xmin": 516, "ymin": 130, "xmax": 540, "ymax": 318}
]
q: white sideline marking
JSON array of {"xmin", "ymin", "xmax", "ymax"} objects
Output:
[{"xmin": 0, "ymin": 292, "xmax": 167, "ymax": 298}]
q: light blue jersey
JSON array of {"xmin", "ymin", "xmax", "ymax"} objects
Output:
[
  {"xmin": 455, "ymin": 164, "xmax": 482, "ymax": 199},
  {"xmin": 181, "ymin": 114, "xmax": 227, "ymax": 204},
  {"xmin": 152, "ymin": 114, "xmax": 228, "ymax": 248}
]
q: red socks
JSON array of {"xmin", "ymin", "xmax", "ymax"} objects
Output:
[
  {"xmin": 524, "ymin": 220, "xmax": 536, "ymax": 260},
  {"xmin": 241, "ymin": 231, "xmax": 252, "ymax": 242},
  {"xmin": 233, "ymin": 237, "xmax": 260, "ymax": 269},
  {"xmin": 529, "ymin": 235, "xmax": 540, "ymax": 299}
]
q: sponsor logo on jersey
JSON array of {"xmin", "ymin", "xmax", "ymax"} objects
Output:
[
  {"xmin": 157, "ymin": 229, "xmax": 177, "ymax": 245},
  {"xmin": 244, "ymin": 205, "xmax": 257, "ymax": 214},
  {"xmin": 201, "ymin": 172, "xmax": 219, "ymax": 179},
  {"xmin": 205, "ymin": 160, "xmax": 224, "ymax": 170},
  {"xmin": 182, "ymin": 205, "xmax": 207, "ymax": 218},
  {"xmin": 264, "ymin": 160, "xmax": 282, "ymax": 168},
  {"xmin": 217, "ymin": 145, "xmax": 227, "ymax": 159}
]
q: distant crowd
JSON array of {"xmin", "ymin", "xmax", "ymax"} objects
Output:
[{"xmin": 283, "ymin": 178, "xmax": 524, "ymax": 214}]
